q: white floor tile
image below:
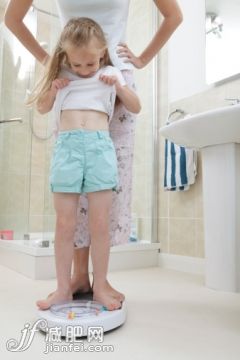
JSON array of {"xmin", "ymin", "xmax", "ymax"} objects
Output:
[{"xmin": 1, "ymin": 265, "xmax": 240, "ymax": 360}]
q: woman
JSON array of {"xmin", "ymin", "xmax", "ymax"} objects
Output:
[{"xmin": 4, "ymin": 0, "xmax": 183, "ymax": 302}]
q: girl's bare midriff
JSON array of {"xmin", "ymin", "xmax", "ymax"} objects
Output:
[{"xmin": 60, "ymin": 109, "xmax": 109, "ymax": 131}]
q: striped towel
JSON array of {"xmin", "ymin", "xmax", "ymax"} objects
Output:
[{"xmin": 164, "ymin": 139, "xmax": 197, "ymax": 191}]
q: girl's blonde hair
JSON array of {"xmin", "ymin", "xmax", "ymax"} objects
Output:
[{"xmin": 28, "ymin": 17, "xmax": 112, "ymax": 105}]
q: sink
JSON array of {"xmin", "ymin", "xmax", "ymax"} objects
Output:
[
  {"xmin": 160, "ymin": 105, "xmax": 240, "ymax": 292},
  {"xmin": 160, "ymin": 104, "xmax": 240, "ymax": 148}
]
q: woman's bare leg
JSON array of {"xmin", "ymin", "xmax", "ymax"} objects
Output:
[
  {"xmin": 47, "ymin": 237, "xmax": 125, "ymax": 301},
  {"xmin": 88, "ymin": 190, "xmax": 122, "ymax": 311},
  {"xmin": 37, "ymin": 193, "xmax": 79, "ymax": 310},
  {"xmin": 71, "ymin": 247, "xmax": 92, "ymax": 294},
  {"xmin": 72, "ymin": 248, "xmax": 125, "ymax": 301}
]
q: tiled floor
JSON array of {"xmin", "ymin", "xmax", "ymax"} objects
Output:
[{"xmin": 1, "ymin": 264, "xmax": 240, "ymax": 360}]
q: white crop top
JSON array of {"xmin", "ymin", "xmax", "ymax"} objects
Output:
[
  {"xmin": 53, "ymin": 65, "xmax": 126, "ymax": 135},
  {"xmin": 55, "ymin": 0, "xmax": 133, "ymax": 71}
]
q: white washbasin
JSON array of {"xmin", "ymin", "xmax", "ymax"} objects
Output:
[
  {"xmin": 160, "ymin": 104, "xmax": 240, "ymax": 293},
  {"xmin": 160, "ymin": 104, "xmax": 240, "ymax": 148}
]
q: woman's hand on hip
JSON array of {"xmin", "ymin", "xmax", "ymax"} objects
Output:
[{"xmin": 117, "ymin": 43, "xmax": 145, "ymax": 69}]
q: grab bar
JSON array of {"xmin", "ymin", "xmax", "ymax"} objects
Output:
[
  {"xmin": 167, "ymin": 109, "xmax": 188, "ymax": 123},
  {"xmin": 0, "ymin": 117, "xmax": 23, "ymax": 124}
]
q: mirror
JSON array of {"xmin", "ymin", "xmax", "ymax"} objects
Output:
[{"xmin": 206, "ymin": 0, "xmax": 240, "ymax": 84}]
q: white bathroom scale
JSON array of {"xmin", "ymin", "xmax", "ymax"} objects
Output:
[{"xmin": 37, "ymin": 297, "xmax": 127, "ymax": 337}]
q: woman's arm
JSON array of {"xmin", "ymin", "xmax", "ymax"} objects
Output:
[
  {"xmin": 4, "ymin": 0, "xmax": 49, "ymax": 64},
  {"xmin": 118, "ymin": 0, "xmax": 183, "ymax": 68}
]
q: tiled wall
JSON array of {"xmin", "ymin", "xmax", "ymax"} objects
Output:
[
  {"xmin": 158, "ymin": 47, "xmax": 240, "ymax": 258},
  {"xmin": 0, "ymin": 6, "xmax": 32, "ymax": 238},
  {"xmin": 128, "ymin": 0, "xmax": 155, "ymax": 241},
  {"xmin": 0, "ymin": 4, "xmax": 59, "ymax": 237},
  {"xmin": 4, "ymin": 2, "xmax": 237, "ymax": 254},
  {"xmin": 39, "ymin": 0, "xmax": 156, "ymax": 240},
  {"xmin": 0, "ymin": 1, "xmax": 156, "ymax": 241},
  {"xmin": 28, "ymin": 8, "xmax": 60, "ymax": 234}
]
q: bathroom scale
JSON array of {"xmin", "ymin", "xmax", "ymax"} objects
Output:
[{"xmin": 37, "ymin": 292, "xmax": 127, "ymax": 336}]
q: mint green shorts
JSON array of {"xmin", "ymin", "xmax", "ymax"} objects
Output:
[{"xmin": 50, "ymin": 129, "xmax": 118, "ymax": 194}]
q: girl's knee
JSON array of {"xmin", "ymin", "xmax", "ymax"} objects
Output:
[
  {"xmin": 90, "ymin": 216, "xmax": 109, "ymax": 235},
  {"xmin": 56, "ymin": 215, "xmax": 77, "ymax": 232}
]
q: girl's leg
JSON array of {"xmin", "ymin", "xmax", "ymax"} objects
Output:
[
  {"xmin": 37, "ymin": 193, "xmax": 79, "ymax": 310},
  {"xmin": 88, "ymin": 190, "xmax": 121, "ymax": 310},
  {"xmin": 72, "ymin": 71, "xmax": 136, "ymax": 300},
  {"xmin": 73, "ymin": 195, "xmax": 124, "ymax": 302}
]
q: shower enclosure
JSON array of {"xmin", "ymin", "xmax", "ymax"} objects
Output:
[{"xmin": 0, "ymin": 0, "xmax": 158, "ymax": 247}]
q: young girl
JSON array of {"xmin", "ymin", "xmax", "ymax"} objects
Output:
[{"xmin": 31, "ymin": 17, "xmax": 141, "ymax": 311}]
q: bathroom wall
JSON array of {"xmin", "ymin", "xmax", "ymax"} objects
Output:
[
  {"xmin": 128, "ymin": 0, "xmax": 155, "ymax": 241},
  {"xmin": 39, "ymin": 0, "xmax": 156, "ymax": 241},
  {"xmin": 28, "ymin": 5, "xmax": 60, "ymax": 235},
  {"xmin": 157, "ymin": 0, "xmax": 206, "ymax": 259},
  {"xmin": 168, "ymin": 0, "xmax": 207, "ymax": 102},
  {"xmin": 158, "ymin": 0, "xmax": 240, "ymax": 259},
  {"xmin": 0, "ymin": 1, "xmax": 156, "ymax": 241},
  {"xmin": 0, "ymin": 2, "xmax": 59, "ymax": 238},
  {"xmin": 0, "ymin": 5, "xmax": 34, "ymax": 239}
]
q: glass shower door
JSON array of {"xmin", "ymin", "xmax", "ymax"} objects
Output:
[
  {"xmin": 128, "ymin": 0, "xmax": 156, "ymax": 243},
  {"xmin": 0, "ymin": 10, "xmax": 36, "ymax": 240}
]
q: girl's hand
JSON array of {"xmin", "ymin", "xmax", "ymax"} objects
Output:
[
  {"xmin": 99, "ymin": 74, "xmax": 121, "ymax": 89},
  {"xmin": 117, "ymin": 43, "xmax": 145, "ymax": 69},
  {"xmin": 51, "ymin": 78, "xmax": 70, "ymax": 93}
]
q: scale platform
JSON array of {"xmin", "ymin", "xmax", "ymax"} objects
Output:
[{"xmin": 37, "ymin": 292, "xmax": 127, "ymax": 337}]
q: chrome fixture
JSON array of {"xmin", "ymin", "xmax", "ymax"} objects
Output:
[
  {"xmin": 0, "ymin": 117, "xmax": 23, "ymax": 124},
  {"xmin": 225, "ymin": 98, "xmax": 240, "ymax": 106},
  {"xmin": 167, "ymin": 108, "xmax": 188, "ymax": 123},
  {"xmin": 206, "ymin": 12, "xmax": 223, "ymax": 38}
]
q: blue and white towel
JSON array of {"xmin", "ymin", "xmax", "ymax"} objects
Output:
[{"xmin": 164, "ymin": 139, "xmax": 197, "ymax": 191}]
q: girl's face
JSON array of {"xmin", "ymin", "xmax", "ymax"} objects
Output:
[{"xmin": 65, "ymin": 39, "xmax": 105, "ymax": 78}]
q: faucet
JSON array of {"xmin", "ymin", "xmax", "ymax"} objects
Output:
[{"xmin": 225, "ymin": 98, "xmax": 240, "ymax": 106}]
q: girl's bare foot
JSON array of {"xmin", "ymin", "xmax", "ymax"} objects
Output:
[
  {"xmin": 105, "ymin": 280, "xmax": 125, "ymax": 302},
  {"xmin": 47, "ymin": 274, "xmax": 92, "ymax": 300},
  {"xmin": 93, "ymin": 281, "xmax": 122, "ymax": 311},
  {"xmin": 91, "ymin": 278, "xmax": 125, "ymax": 302},
  {"xmin": 37, "ymin": 290, "xmax": 72, "ymax": 310}
]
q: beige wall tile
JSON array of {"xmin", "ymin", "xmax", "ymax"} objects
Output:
[
  {"xmin": 137, "ymin": 217, "xmax": 152, "ymax": 242},
  {"xmin": 169, "ymin": 218, "xmax": 196, "ymax": 257},
  {"xmin": 158, "ymin": 218, "xmax": 169, "ymax": 253},
  {"xmin": 29, "ymin": 215, "xmax": 44, "ymax": 233},
  {"xmin": 7, "ymin": 175, "xmax": 28, "ymax": 215},
  {"xmin": 169, "ymin": 187, "xmax": 196, "ymax": 218},
  {"xmin": 31, "ymin": 138, "xmax": 46, "ymax": 176},
  {"xmin": 29, "ymin": 175, "xmax": 45, "ymax": 215},
  {"xmin": 195, "ymin": 219, "xmax": 205, "ymax": 258},
  {"xmin": 158, "ymin": 187, "xmax": 169, "ymax": 218}
]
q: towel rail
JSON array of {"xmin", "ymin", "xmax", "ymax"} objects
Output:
[
  {"xmin": 0, "ymin": 117, "xmax": 23, "ymax": 124},
  {"xmin": 167, "ymin": 109, "xmax": 188, "ymax": 123}
]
